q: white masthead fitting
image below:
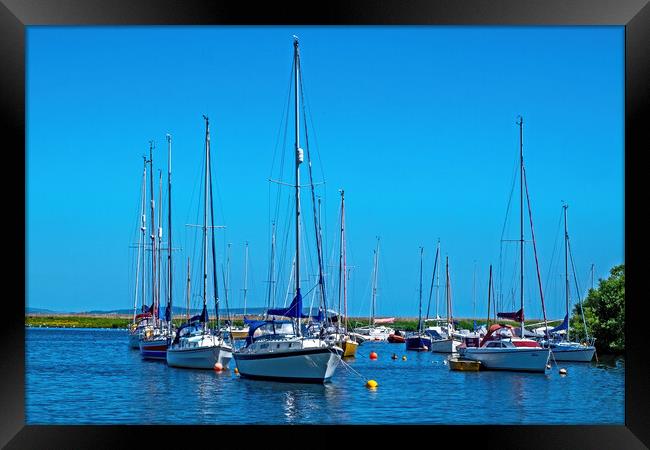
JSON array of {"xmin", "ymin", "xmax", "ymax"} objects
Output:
[{"xmin": 297, "ymin": 147, "xmax": 304, "ymax": 164}]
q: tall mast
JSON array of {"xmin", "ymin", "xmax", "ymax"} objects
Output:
[
  {"xmin": 445, "ymin": 256, "xmax": 450, "ymax": 330},
  {"xmin": 293, "ymin": 36, "xmax": 303, "ymax": 337},
  {"xmin": 342, "ymin": 195, "xmax": 348, "ymax": 331},
  {"xmin": 226, "ymin": 243, "xmax": 232, "ymax": 310},
  {"xmin": 207, "ymin": 125, "xmax": 221, "ymax": 331},
  {"xmin": 518, "ymin": 115, "xmax": 525, "ymax": 338},
  {"xmin": 158, "ymin": 169, "xmax": 163, "ymax": 324},
  {"xmin": 202, "ymin": 115, "xmax": 210, "ymax": 332},
  {"xmin": 371, "ymin": 237, "xmax": 380, "ymax": 327},
  {"xmin": 186, "ymin": 257, "xmax": 191, "ymax": 321},
  {"xmin": 147, "ymin": 141, "xmax": 157, "ymax": 327},
  {"xmin": 133, "ymin": 157, "xmax": 147, "ymax": 324},
  {"xmin": 472, "ymin": 260, "xmax": 477, "ymax": 319},
  {"xmin": 266, "ymin": 222, "xmax": 277, "ymax": 309},
  {"xmin": 435, "ymin": 239, "xmax": 441, "ymax": 319},
  {"xmin": 418, "ymin": 247, "xmax": 424, "ymax": 333},
  {"xmin": 338, "ymin": 190, "xmax": 345, "ymax": 326},
  {"xmin": 243, "ymin": 241, "xmax": 249, "ymax": 316},
  {"xmin": 166, "ymin": 134, "xmax": 173, "ymax": 333},
  {"xmin": 487, "ymin": 264, "xmax": 493, "ymax": 328},
  {"xmin": 563, "ymin": 203, "xmax": 570, "ymax": 341}
]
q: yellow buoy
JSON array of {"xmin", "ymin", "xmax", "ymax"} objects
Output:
[
  {"xmin": 366, "ymin": 379, "xmax": 378, "ymax": 389},
  {"xmin": 559, "ymin": 368, "xmax": 567, "ymax": 375},
  {"xmin": 401, "ymin": 355, "xmax": 407, "ymax": 361},
  {"xmin": 234, "ymin": 367, "xmax": 239, "ymax": 374}
]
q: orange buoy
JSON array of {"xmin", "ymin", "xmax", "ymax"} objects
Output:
[
  {"xmin": 234, "ymin": 367, "xmax": 239, "ymax": 374},
  {"xmin": 369, "ymin": 351, "xmax": 378, "ymax": 360},
  {"xmin": 214, "ymin": 362, "xmax": 223, "ymax": 372}
]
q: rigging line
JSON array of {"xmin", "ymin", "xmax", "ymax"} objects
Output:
[
  {"xmin": 425, "ymin": 243, "xmax": 440, "ymax": 321},
  {"xmin": 567, "ymin": 238, "xmax": 590, "ymax": 341},
  {"xmin": 498, "ymin": 154, "xmax": 520, "ymax": 311},
  {"xmin": 299, "ymin": 65, "xmax": 329, "ymax": 319},
  {"xmin": 270, "ymin": 63, "xmax": 293, "ymax": 237},
  {"xmin": 276, "ymin": 193, "xmax": 294, "ymax": 305},
  {"xmin": 522, "ymin": 167, "xmax": 549, "ymax": 332},
  {"xmin": 543, "ymin": 207, "xmax": 564, "ymax": 298}
]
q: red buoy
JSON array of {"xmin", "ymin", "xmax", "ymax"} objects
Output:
[
  {"xmin": 214, "ymin": 362, "xmax": 223, "ymax": 371},
  {"xmin": 369, "ymin": 351, "xmax": 378, "ymax": 360}
]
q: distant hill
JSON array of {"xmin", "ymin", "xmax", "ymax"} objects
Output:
[
  {"xmin": 26, "ymin": 305, "xmax": 328, "ymax": 316},
  {"xmin": 26, "ymin": 307, "xmax": 62, "ymax": 314}
]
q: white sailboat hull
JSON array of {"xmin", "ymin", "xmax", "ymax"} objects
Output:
[
  {"xmin": 167, "ymin": 334, "xmax": 232, "ymax": 369},
  {"xmin": 234, "ymin": 346, "xmax": 343, "ymax": 383},
  {"xmin": 459, "ymin": 347, "xmax": 550, "ymax": 373},
  {"xmin": 550, "ymin": 344, "xmax": 596, "ymax": 362},
  {"xmin": 167, "ymin": 345, "xmax": 232, "ymax": 369},
  {"xmin": 429, "ymin": 338, "xmax": 460, "ymax": 353}
]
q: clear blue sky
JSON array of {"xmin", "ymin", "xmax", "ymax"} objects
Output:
[{"xmin": 26, "ymin": 26, "xmax": 624, "ymax": 320}]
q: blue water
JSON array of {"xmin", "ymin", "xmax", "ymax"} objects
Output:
[{"xmin": 26, "ymin": 328, "xmax": 624, "ymax": 424}]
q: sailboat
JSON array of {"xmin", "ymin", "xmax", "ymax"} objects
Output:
[
  {"xmin": 166, "ymin": 118, "xmax": 233, "ymax": 370},
  {"xmin": 232, "ymin": 37, "xmax": 342, "ymax": 383},
  {"xmin": 325, "ymin": 189, "xmax": 359, "ymax": 357},
  {"xmin": 405, "ymin": 247, "xmax": 433, "ymax": 351},
  {"xmin": 129, "ymin": 157, "xmax": 154, "ymax": 349},
  {"xmin": 458, "ymin": 117, "xmax": 550, "ymax": 372},
  {"xmin": 540, "ymin": 204, "xmax": 596, "ymax": 362},
  {"xmin": 353, "ymin": 237, "xmax": 395, "ymax": 341},
  {"xmin": 429, "ymin": 256, "xmax": 460, "ymax": 353},
  {"xmin": 139, "ymin": 139, "xmax": 176, "ymax": 360}
]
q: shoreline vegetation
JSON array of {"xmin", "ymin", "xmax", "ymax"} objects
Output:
[{"xmin": 25, "ymin": 314, "xmax": 539, "ymax": 332}]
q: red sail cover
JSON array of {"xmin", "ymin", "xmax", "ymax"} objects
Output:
[{"xmin": 497, "ymin": 308, "xmax": 524, "ymax": 323}]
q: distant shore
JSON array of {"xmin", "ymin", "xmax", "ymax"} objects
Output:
[{"xmin": 25, "ymin": 313, "xmax": 551, "ymax": 331}]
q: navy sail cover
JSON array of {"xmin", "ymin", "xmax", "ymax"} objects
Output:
[
  {"xmin": 267, "ymin": 289, "xmax": 308, "ymax": 318},
  {"xmin": 550, "ymin": 314, "xmax": 569, "ymax": 333},
  {"xmin": 497, "ymin": 308, "xmax": 524, "ymax": 323}
]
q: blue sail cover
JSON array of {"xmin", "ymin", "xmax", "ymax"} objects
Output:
[
  {"xmin": 267, "ymin": 289, "xmax": 308, "ymax": 318},
  {"xmin": 199, "ymin": 304, "xmax": 209, "ymax": 323},
  {"xmin": 550, "ymin": 314, "xmax": 569, "ymax": 333}
]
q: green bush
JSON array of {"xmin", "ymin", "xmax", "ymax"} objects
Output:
[{"xmin": 570, "ymin": 264, "xmax": 624, "ymax": 354}]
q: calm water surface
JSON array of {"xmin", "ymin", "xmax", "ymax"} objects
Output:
[{"xmin": 26, "ymin": 328, "xmax": 624, "ymax": 424}]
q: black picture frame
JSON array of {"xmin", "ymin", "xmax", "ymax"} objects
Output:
[{"xmin": 3, "ymin": 0, "xmax": 647, "ymax": 448}]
